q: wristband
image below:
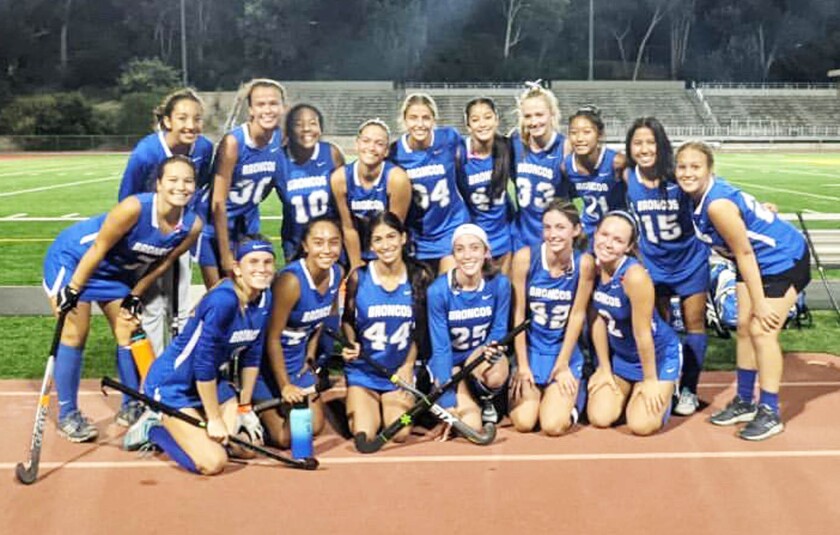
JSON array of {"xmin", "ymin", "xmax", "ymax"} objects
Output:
[{"xmin": 237, "ymin": 403, "xmax": 253, "ymax": 414}]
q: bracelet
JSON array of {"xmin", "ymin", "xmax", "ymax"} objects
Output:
[{"xmin": 237, "ymin": 403, "xmax": 253, "ymax": 414}]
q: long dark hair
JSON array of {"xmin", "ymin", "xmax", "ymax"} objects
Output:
[
  {"xmin": 366, "ymin": 212, "xmax": 434, "ymax": 344},
  {"xmin": 464, "ymin": 97, "xmax": 512, "ymax": 201},
  {"xmin": 625, "ymin": 117, "xmax": 674, "ymax": 187}
]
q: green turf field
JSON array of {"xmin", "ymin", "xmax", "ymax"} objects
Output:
[{"xmin": 1, "ymin": 151, "xmax": 839, "ymax": 284}]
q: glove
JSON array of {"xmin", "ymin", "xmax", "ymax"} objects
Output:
[
  {"xmin": 121, "ymin": 294, "xmax": 143, "ymax": 317},
  {"xmin": 236, "ymin": 406, "xmax": 264, "ymax": 444},
  {"xmin": 56, "ymin": 285, "xmax": 80, "ymax": 313}
]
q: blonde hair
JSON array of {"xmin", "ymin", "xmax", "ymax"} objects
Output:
[
  {"xmin": 399, "ymin": 93, "xmax": 438, "ymax": 131},
  {"xmin": 244, "ymin": 78, "xmax": 287, "ymax": 107},
  {"xmin": 516, "ymin": 81, "xmax": 561, "ymax": 149},
  {"xmin": 676, "ymin": 140, "xmax": 715, "ymax": 169},
  {"xmin": 358, "ymin": 118, "xmax": 391, "ymax": 139},
  {"xmin": 153, "ymin": 88, "xmax": 203, "ymax": 130}
]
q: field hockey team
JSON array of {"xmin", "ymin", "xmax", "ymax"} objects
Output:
[{"xmin": 44, "ymin": 80, "xmax": 809, "ymax": 474}]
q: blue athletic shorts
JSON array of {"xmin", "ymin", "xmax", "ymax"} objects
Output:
[
  {"xmin": 653, "ymin": 262, "xmax": 709, "ymax": 298},
  {"xmin": 413, "ymin": 229, "xmax": 457, "ymax": 261},
  {"xmin": 252, "ymin": 366, "xmax": 317, "ymax": 402},
  {"xmin": 529, "ymin": 345, "xmax": 584, "ymax": 386},
  {"xmin": 43, "ymin": 243, "xmax": 131, "ymax": 303},
  {"xmin": 150, "ymin": 379, "xmax": 238, "ymax": 410},
  {"xmin": 611, "ymin": 339, "xmax": 682, "ymax": 383},
  {"xmin": 344, "ymin": 360, "xmax": 400, "ymax": 392}
]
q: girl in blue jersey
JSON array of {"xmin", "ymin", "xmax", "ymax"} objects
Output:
[
  {"xmin": 389, "ymin": 93, "xmax": 470, "ymax": 274},
  {"xmin": 138, "ymin": 239, "xmax": 275, "ymax": 475},
  {"xmin": 563, "ymin": 106, "xmax": 627, "ymax": 242},
  {"xmin": 118, "ymin": 89, "xmax": 214, "ymax": 356},
  {"xmin": 43, "ymin": 156, "xmax": 202, "ymax": 442},
  {"xmin": 332, "ymin": 119, "xmax": 412, "ymax": 269},
  {"xmin": 197, "ymin": 79, "xmax": 287, "ymax": 287},
  {"xmin": 588, "ymin": 212, "xmax": 682, "ymax": 436},
  {"xmin": 427, "ymin": 224, "xmax": 511, "ymax": 433},
  {"xmin": 511, "ymin": 83, "xmax": 571, "ymax": 252},
  {"xmin": 253, "ymin": 217, "xmax": 343, "ymax": 447},
  {"xmin": 675, "ymin": 142, "xmax": 810, "ymax": 441},
  {"xmin": 624, "ymin": 118, "xmax": 709, "ymax": 417},
  {"xmin": 274, "ymin": 104, "xmax": 345, "ymax": 260},
  {"xmin": 457, "ymin": 97, "xmax": 515, "ymax": 274},
  {"xmin": 340, "ymin": 212, "xmax": 434, "ymax": 446},
  {"xmin": 509, "ymin": 200, "xmax": 596, "ymax": 435}
]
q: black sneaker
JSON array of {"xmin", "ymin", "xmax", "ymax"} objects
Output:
[
  {"xmin": 709, "ymin": 395, "xmax": 757, "ymax": 426},
  {"xmin": 738, "ymin": 404, "xmax": 784, "ymax": 441}
]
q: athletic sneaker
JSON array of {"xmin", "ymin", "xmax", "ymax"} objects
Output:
[
  {"xmin": 673, "ymin": 387, "xmax": 700, "ymax": 416},
  {"xmin": 481, "ymin": 398, "xmax": 498, "ymax": 425},
  {"xmin": 738, "ymin": 404, "xmax": 784, "ymax": 441},
  {"xmin": 123, "ymin": 409, "xmax": 161, "ymax": 451},
  {"xmin": 115, "ymin": 401, "xmax": 145, "ymax": 427},
  {"xmin": 57, "ymin": 410, "xmax": 99, "ymax": 443},
  {"xmin": 709, "ymin": 395, "xmax": 757, "ymax": 426}
]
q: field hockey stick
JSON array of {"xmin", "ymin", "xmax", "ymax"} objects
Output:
[
  {"xmin": 100, "ymin": 376, "xmax": 318, "ymax": 471},
  {"xmin": 322, "ymin": 326, "xmax": 496, "ymax": 446},
  {"xmin": 796, "ymin": 212, "xmax": 840, "ymax": 324},
  {"xmin": 15, "ymin": 311, "xmax": 68, "ymax": 485},
  {"xmin": 353, "ymin": 319, "xmax": 530, "ymax": 454},
  {"xmin": 252, "ymin": 365, "xmax": 336, "ymax": 415}
]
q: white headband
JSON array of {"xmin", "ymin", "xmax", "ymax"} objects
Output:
[{"xmin": 451, "ymin": 223, "xmax": 490, "ymax": 251}]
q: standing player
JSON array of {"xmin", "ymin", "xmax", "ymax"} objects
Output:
[
  {"xmin": 509, "ymin": 200, "xmax": 596, "ymax": 435},
  {"xmin": 624, "ymin": 118, "xmax": 709, "ymax": 416},
  {"xmin": 389, "ymin": 93, "xmax": 470, "ymax": 273},
  {"xmin": 138, "ymin": 239, "xmax": 275, "ymax": 474},
  {"xmin": 563, "ymin": 105, "xmax": 627, "ymax": 243},
  {"xmin": 426, "ymin": 224, "xmax": 511, "ymax": 431},
  {"xmin": 332, "ymin": 119, "xmax": 412, "ymax": 268},
  {"xmin": 118, "ymin": 88, "xmax": 214, "ymax": 355},
  {"xmin": 43, "ymin": 155, "xmax": 202, "ymax": 441},
  {"xmin": 274, "ymin": 104, "xmax": 345, "ymax": 260},
  {"xmin": 458, "ymin": 97, "xmax": 515, "ymax": 273},
  {"xmin": 587, "ymin": 212, "xmax": 682, "ymax": 436},
  {"xmin": 253, "ymin": 217, "xmax": 343, "ymax": 447},
  {"xmin": 196, "ymin": 79, "xmax": 286, "ymax": 287},
  {"xmin": 675, "ymin": 141, "xmax": 810, "ymax": 440},
  {"xmin": 511, "ymin": 83, "xmax": 571, "ymax": 252},
  {"xmin": 340, "ymin": 212, "xmax": 434, "ymax": 445}
]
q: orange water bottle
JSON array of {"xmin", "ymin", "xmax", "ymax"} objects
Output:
[{"xmin": 130, "ymin": 328, "xmax": 156, "ymax": 382}]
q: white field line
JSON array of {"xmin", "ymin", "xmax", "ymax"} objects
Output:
[
  {"xmin": 0, "ymin": 161, "xmax": 119, "ymax": 179},
  {"xmin": 2, "ymin": 449, "xmax": 840, "ymax": 470},
  {"xmin": 0, "ymin": 176, "xmax": 119, "ymax": 198},
  {"xmin": 721, "ymin": 162, "xmax": 840, "ymax": 180},
  {"xmin": 727, "ymin": 179, "xmax": 840, "ymax": 202}
]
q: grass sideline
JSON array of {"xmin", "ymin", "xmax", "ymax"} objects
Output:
[{"xmin": 0, "ymin": 311, "xmax": 838, "ymax": 379}]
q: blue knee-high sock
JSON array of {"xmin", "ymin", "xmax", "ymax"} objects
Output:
[
  {"xmin": 55, "ymin": 344, "xmax": 83, "ymax": 420},
  {"xmin": 148, "ymin": 426, "xmax": 199, "ymax": 474},
  {"xmin": 116, "ymin": 346, "xmax": 139, "ymax": 408},
  {"xmin": 758, "ymin": 390, "xmax": 780, "ymax": 415},
  {"xmin": 736, "ymin": 368, "xmax": 758, "ymax": 403},
  {"xmin": 682, "ymin": 333, "xmax": 708, "ymax": 393}
]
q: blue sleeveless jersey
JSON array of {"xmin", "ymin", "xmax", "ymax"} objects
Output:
[
  {"xmin": 592, "ymin": 256, "xmax": 680, "ymax": 378},
  {"xmin": 145, "ymin": 280, "xmax": 271, "ymax": 408},
  {"xmin": 275, "ymin": 141, "xmax": 337, "ymax": 258},
  {"xmin": 272, "ymin": 259, "xmax": 341, "ymax": 385},
  {"xmin": 457, "ymin": 138, "xmax": 514, "ymax": 257},
  {"xmin": 693, "ymin": 177, "xmax": 806, "ymax": 276},
  {"xmin": 118, "ymin": 131, "xmax": 214, "ymax": 201},
  {"xmin": 511, "ymin": 131, "xmax": 569, "ymax": 250},
  {"xmin": 345, "ymin": 263, "xmax": 415, "ymax": 391},
  {"xmin": 427, "ymin": 271, "xmax": 511, "ymax": 408},
  {"xmin": 390, "ymin": 126, "xmax": 470, "ymax": 259},
  {"xmin": 43, "ymin": 193, "xmax": 198, "ymax": 301},
  {"xmin": 201, "ymin": 124, "xmax": 283, "ymax": 240},
  {"xmin": 525, "ymin": 245, "xmax": 585, "ymax": 385},
  {"xmin": 626, "ymin": 166, "xmax": 709, "ymax": 285},
  {"xmin": 565, "ymin": 148, "xmax": 626, "ymax": 240},
  {"xmin": 345, "ymin": 160, "xmax": 396, "ymax": 261}
]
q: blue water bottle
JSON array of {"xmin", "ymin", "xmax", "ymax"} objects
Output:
[{"xmin": 290, "ymin": 400, "xmax": 313, "ymax": 459}]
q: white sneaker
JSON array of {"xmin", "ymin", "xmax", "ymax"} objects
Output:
[
  {"xmin": 123, "ymin": 408, "xmax": 161, "ymax": 451},
  {"xmin": 673, "ymin": 387, "xmax": 699, "ymax": 416}
]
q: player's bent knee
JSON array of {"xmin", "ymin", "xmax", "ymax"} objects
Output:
[
  {"xmin": 510, "ymin": 409, "xmax": 538, "ymax": 433},
  {"xmin": 195, "ymin": 449, "xmax": 227, "ymax": 475},
  {"xmin": 627, "ymin": 415, "xmax": 662, "ymax": 436},
  {"xmin": 541, "ymin": 415, "xmax": 572, "ymax": 437}
]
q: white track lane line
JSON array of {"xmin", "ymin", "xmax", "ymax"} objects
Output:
[{"xmin": 3, "ymin": 450, "xmax": 840, "ymax": 470}]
